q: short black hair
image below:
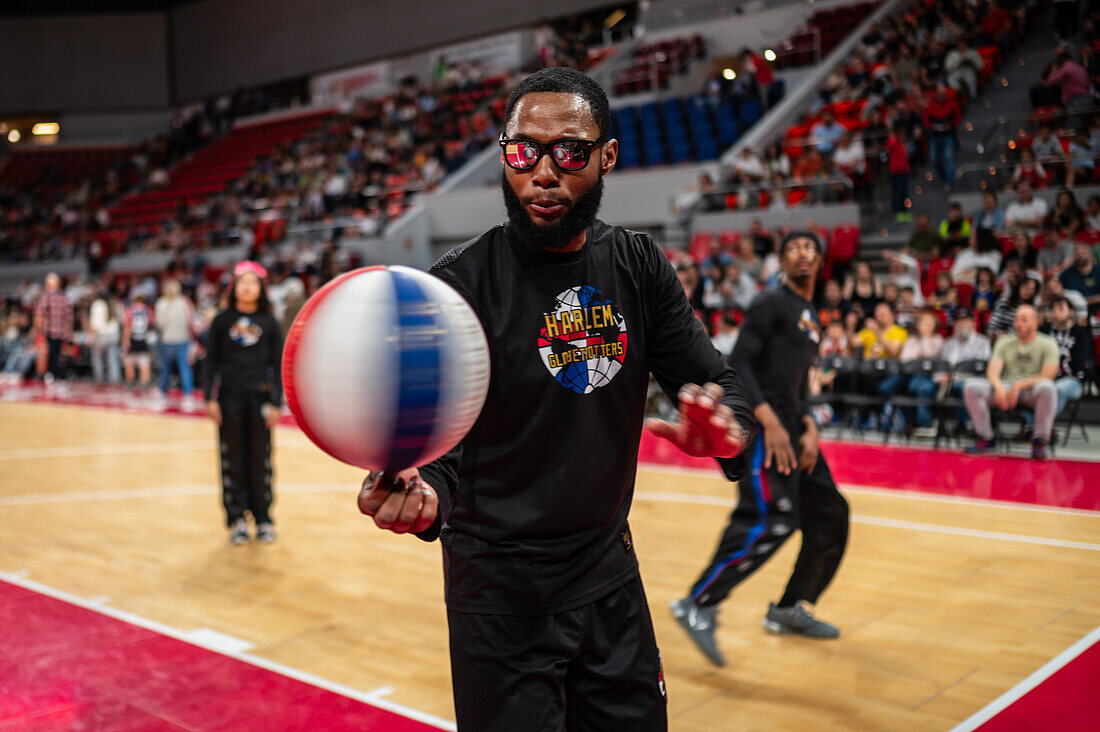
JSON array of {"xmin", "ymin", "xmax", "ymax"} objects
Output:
[
  {"xmin": 780, "ymin": 230, "xmax": 824, "ymax": 256},
  {"xmin": 504, "ymin": 67, "xmax": 611, "ymax": 139},
  {"xmin": 1048, "ymin": 295, "xmax": 1070, "ymax": 309}
]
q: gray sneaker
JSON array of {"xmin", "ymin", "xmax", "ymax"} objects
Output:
[
  {"xmin": 670, "ymin": 597, "xmax": 726, "ymax": 667},
  {"xmin": 229, "ymin": 518, "xmax": 249, "ymax": 545},
  {"xmin": 255, "ymin": 522, "xmax": 277, "ymax": 543},
  {"xmin": 762, "ymin": 601, "xmax": 839, "ymax": 639}
]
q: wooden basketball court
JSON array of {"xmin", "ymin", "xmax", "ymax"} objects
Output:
[{"xmin": 2, "ymin": 397, "xmax": 1098, "ymax": 730}]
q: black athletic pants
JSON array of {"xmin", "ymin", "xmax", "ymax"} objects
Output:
[
  {"xmin": 218, "ymin": 388, "xmax": 273, "ymax": 526},
  {"xmin": 447, "ymin": 577, "xmax": 667, "ymax": 732},
  {"xmin": 690, "ymin": 431, "xmax": 849, "ymax": 608},
  {"xmin": 46, "ymin": 337, "xmax": 64, "ymax": 380}
]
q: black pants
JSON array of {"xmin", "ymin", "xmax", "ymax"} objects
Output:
[
  {"xmin": 218, "ymin": 389, "xmax": 273, "ymax": 526},
  {"xmin": 1055, "ymin": 1, "xmax": 1078, "ymax": 39},
  {"xmin": 448, "ymin": 577, "xmax": 667, "ymax": 732},
  {"xmin": 46, "ymin": 337, "xmax": 64, "ymax": 379},
  {"xmin": 690, "ymin": 432, "xmax": 849, "ymax": 608}
]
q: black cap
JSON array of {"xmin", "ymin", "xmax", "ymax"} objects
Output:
[{"xmin": 955, "ymin": 307, "xmax": 974, "ymax": 319}]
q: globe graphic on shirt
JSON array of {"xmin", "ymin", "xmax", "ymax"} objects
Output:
[{"xmin": 537, "ymin": 286, "xmax": 629, "ymax": 394}]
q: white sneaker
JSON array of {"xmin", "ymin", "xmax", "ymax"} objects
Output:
[{"xmin": 229, "ymin": 518, "xmax": 249, "ymax": 545}]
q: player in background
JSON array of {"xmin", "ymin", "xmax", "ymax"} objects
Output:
[
  {"xmin": 122, "ymin": 295, "xmax": 154, "ymax": 394},
  {"xmin": 204, "ymin": 262, "xmax": 283, "ymax": 545},
  {"xmin": 671, "ymin": 232, "xmax": 850, "ymax": 667},
  {"xmin": 355, "ymin": 67, "xmax": 756, "ymax": 732}
]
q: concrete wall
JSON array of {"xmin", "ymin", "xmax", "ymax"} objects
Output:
[
  {"xmin": 692, "ymin": 203, "xmax": 862, "ymax": 234},
  {"xmin": 0, "ymin": 13, "xmax": 169, "ymax": 114}
]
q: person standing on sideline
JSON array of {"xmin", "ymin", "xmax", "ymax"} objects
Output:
[
  {"xmin": 122, "ymin": 294, "xmax": 155, "ymax": 394},
  {"xmin": 964, "ymin": 305, "xmax": 1060, "ymax": 460},
  {"xmin": 89, "ymin": 289, "xmax": 122, "ymax": 388},
  {"xmin": 671, "ymin": 231, "xmax": 850, "ymax": 668},
  {"xmin": 354, "ymin": 67, "xmax": 755, "ymax": 732},
  {"xmin": 33, "ymin": 272, "xmax": 73, "ymax": 390},
  {"xmin": 204, "ymin": 262, "xmax": 283, "ymax": 545},
  {"xmin": 155, "ymin": 279, "xmax": 197, "ymax": 409}
]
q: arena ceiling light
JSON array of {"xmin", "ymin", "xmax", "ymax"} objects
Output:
[
  {"xmin": 7, "ymin": 129, "xmax": 20, "ymax": 143},
  {"xmin": 763, "ymin": 49, "xmax": 777, "ymax": 61},
  {"xmin": 32, "ymin": 122, "xmax": 60, "ymax": 136},
  {"xmin": 722, "ymin": 68, "xmax": 736, "ymax": 80}
]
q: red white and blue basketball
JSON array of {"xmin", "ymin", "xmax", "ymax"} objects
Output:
[{"xmin": 282, "ymin": 265, "xmax": 490, "ymax": 472}]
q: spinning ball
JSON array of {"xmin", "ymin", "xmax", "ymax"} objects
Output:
[{"xmin": 282, "ymin": 265, "xmax": 489, "ymax": 472}]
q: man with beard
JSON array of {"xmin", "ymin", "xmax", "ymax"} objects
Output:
[
  {"xmin": 355, "ymin": 67, "xmax": 756, "ymax": 731},
  {"xmin": 671, "ymin": 232, "xmax": 850, "ymax": 668}
]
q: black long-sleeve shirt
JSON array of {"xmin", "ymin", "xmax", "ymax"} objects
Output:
[
  {"xmin": 203, "ymin": 308, "xmax": 283, "ymax": 405},
  {"xmin": 418, "ymin": 220, "xmax": 756, "ymax": 615},
  {"xmin": 728, "ymin": 284, "xmax": 821, "ymax": 434}
]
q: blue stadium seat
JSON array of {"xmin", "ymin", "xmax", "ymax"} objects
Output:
[
  {"xmin": 740, "ymin": 100, "xmax": 762, "ymax": 127},
  {"xmin": 643, "ymin": 139, "xmax": 666, "ymax": 165},
  {"xmin": 717, "ymin": 119, "xmax": 740, "ymax": 147},
  {"xmin": 669, "ymin": 141, "xmax": 692, "ymax": 164},
  {"xmin": 695, "ymin": 137, "xmax": 719, "ymax": 161}
]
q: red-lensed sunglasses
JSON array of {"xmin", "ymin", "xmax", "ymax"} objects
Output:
[{"xmin": 500, "ymin": 136, "xmax": 607, "ymax": 171}]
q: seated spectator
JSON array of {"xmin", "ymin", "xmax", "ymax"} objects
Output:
[
  {"xmin": 1044, "ymin": 48, "xmax": 1093, "ymax": 132},
  {"xmin": 1005, "ymin": 181, "xmax": 1050, "ymax": 230},
  {"xmin": 907, "ymin": 212, "xmax": 944, "ymax": 260},
  {"xmin": 719, "ymin": 261, "xmax": 758, "ymax": 311},
  {"xmin": 1052, "ymin": 189, "xmax": 1085, "ymax": 239},
  {"xmin": 792, "ymin": 149, "xmax": 824, "ymax": 182},
  {"xmin": 938, "ymin": 202, "xmax": 973, "ymax": 251},
  {"xmin": 806, "ymin": 159, "xmax": 851, "ymax": 204},
  {"xmin": 810, "ymin": 110, "xmax": 848, "ymax": 155},
  {"xmin": 974, "ymin": 191, "xmax": 1006, "ymax": 233},
  {"xmin": 895, "ymin": 286, "xmax": 920, "ymax": 329},
  {"xmin": 1037, "ymin": 230, "xmax": 1076, "ymax": 280},
  {"xmin": 881, "ymin": 281, "xmax": 901, "ymax": 313},
  {"xmin": 1011, "ymin": 149, "xmax": 1048, "ymax": 190},
  {"xmin": 1000, "ymin": 229, "xmax": 1039, "ymax": 273},
  {"xmin": 710, "ymin": 311, "xmax": 740, "ymax": 356},
  {"xmin": 972, "ymin": 266, "xmax": 999, "ymax": 315},
  {"xmin": 833, "ymin": 130, "xmax": 867, "ymax": 178},
  {"xmin": 730, "ymin": 172, "xmax": 763, "ymax": 210},
  {"xmin": 952, "ymin": 229, "xmax": 1003, "ymax": 282},
  {"xmin": 1043, "ymin": 277, "xmax": 1089, "ymax": 322},
  {"xmin": 927, "ymin": 271, "xmax": 959, "ymax": 314},
  {"xmin": 820, "ymin": 318, "xmax": 850, "ymax": 357},
  {"xmin": 732, "ymin": 147, "xmax": 766, "ymax": 180},
  {"xmin": 857, "ymin": 302, "xmax": 908, "ymax": 359},
  {"xmin": 943, "ymin": 308, "xmax": 992, "ymax": 364},
  {"xmin": 1042, "ymin": 295, "xmax": 1095, "ymax": 418},
  {"xmin": 1086, "ymin": 194, "xmax": 1100, "ymax": 230},
  {"xmin": 734, "ymin": 237, "xmax": 764, "ymax": 283},
  {"xmin": 883, "ymin": 250, "xmax": 925, "ymax": 306},
  {"xmin": 843, "ymin": 260, "xmax": 883, "ymax": 315},
  {"xmin": 989, "ymin": 274, "xmax": 1042, "ymax": 335},
  {"xmin": 1059, "ymin": 241, "xmax": 1100, "ymax": 316},
  {"xmin": 763, "ymin": 143, "xmax": 791, "ymax": 180},
  {"xmin": 746, "ymin": 219, "xmax": 775, "ymax": 258},
  {"xmin": 1030, "ymin": 124, "xmax": 1064, "ymax": 180},
  {"xmin": 964, "ymin": 305, "xmax": 1060, "ymax": 459},
  {"xmin": 816, "ymin": 278, "xmax": 850, "ymax": 326},
  {"xmin": 945, "ymin": 38, "xmax": 983, "ymax": 99},
  {"xmin": 902, "ymin": 311, "xmax": 946, "ymax": 429},
  {"xmin": 1065, "ymin": 133, "xmax": 1096, "ymax": 188}
]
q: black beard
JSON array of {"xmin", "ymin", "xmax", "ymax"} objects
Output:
[{"xmin": 501, "ymin": 171, "xmax": 604, "ymax": 250}]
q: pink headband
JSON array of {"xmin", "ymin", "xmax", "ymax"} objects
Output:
[{"xmin": 233, "ymin": 261, "xmax": 267, "ymax": 279}]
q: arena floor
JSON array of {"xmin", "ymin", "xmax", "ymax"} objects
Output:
[{"xmin": 1, "ymin": 389, "xmax": 1097, "ymax": 730}]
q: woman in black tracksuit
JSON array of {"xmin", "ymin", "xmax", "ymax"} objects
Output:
[{"xmin": 204, "ymin": 262, "xmax": 284, "ymax": 545}]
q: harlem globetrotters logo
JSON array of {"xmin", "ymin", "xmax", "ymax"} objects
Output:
[{"xmin": 537, "ymin": 286, "xmax": 628, "ymax": 394}]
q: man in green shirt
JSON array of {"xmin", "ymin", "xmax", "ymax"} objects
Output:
[{"xmin": 963, "ymin": 305, "xmax": 1060, "ymax": 459}]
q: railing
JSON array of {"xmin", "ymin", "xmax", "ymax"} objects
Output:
[{"xmin": 671, "ymin": 175, "xmax": 857, "ymax": 223}]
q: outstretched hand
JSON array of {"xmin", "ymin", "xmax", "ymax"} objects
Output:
[
  {"xmin": 645, "ymin": 383, "xmax": 745, "ymax": 459},
  {"xmin": 357, "ymin": 468, "xmax": 438, "ymax": 535}
]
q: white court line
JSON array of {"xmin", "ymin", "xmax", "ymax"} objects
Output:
[
  {"xmin": 632, "ymin": 490, "xmax": 1100, "ymax": 552},
  {"xmin": 0, "ymin": 441, "xmax": 216, "ymax": 461},
  {"xmin": 949, "ymin": 625, "xmax": 1100, "ymax": 732},
  {"xmin": 3, "ymin": 482, "xmax": 1097, "ymax": 553},
  {"xmin": 637, "ymin": 462, "xmax": 1100, "ymax": 517},
  {"xmin": 0, "ymin": 570, "xmax": 456, "ymax": 731}
]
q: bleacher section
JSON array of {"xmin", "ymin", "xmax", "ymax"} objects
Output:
[
  {"xmin": 772, "ymin": 1, "xmax": 883, "ymax": 69},
  {"xmin": 613, "ymin": 94, "xmax": 762, "ymax": 169},
  {"xmin": 613, "ymin": 35, "xmax": 706, "ymax": 95},
  {"xmin": 100, "ymin": 110, "xmax": 333, "ymax": 251},
  {"xmin": 0, "ymin": 146, "xmax": 134, "ymax": 198}
]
